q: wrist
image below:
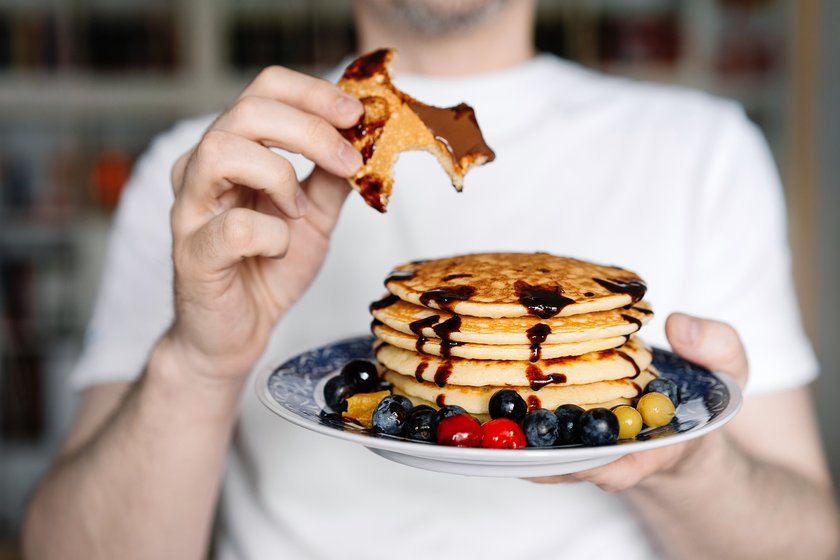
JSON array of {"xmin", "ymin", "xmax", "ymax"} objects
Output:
[{"xmin": 145, "ymin": 334, "xmax": 247, "ymax": 421}]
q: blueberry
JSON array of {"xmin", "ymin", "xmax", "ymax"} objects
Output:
[
  {"xmin": 404, "ymin": 408, "xmax": 437, "ymax": 442},
  {"xmin": 554, "ymin": 404, "xmax": 584, "ymax": 445},
  {"xmin": 643, "ymin": 378, "xmax": 681, "ymax": 406},
  {"xmin": 371, "ymin": 396, "xmax": 410, "ymax": 435},
  {"xmin": 579, "ymin": 408, "xmax": 619, "ymax": 446},
  {"xmin": 393, "ymin": 395, "xmax": 414, "ymax": 413},
  {"xmin": 433, "ymin": 405, "xmax": 467, "ymax": 432},
  {"xmin": 340, "ymin": 359, "xmax": 380, "ymax": 392},
  {"xmin": 521, "ymin": 409, "xmax": 559, "ymax": 447},
  {"xmin": 323, "ymin": 375, "xmax": 357, "ymax": 412},
  {"xmin": 408, "ymin": 404, "xmax": 436, "ymax": 416},
  {"xmin": 488, "ymin": 389, "xmax": 527, "ymax": 422}
]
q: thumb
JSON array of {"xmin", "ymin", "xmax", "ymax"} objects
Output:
[{"xmin": 665, "ymin": 313, "xmax": 749, "ymax": 388}]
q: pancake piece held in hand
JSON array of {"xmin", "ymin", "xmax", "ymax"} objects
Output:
[{"xmin": 338, "ymin": 48, "xmax": 495, "ymax": 212}]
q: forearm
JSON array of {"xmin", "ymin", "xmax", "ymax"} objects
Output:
[
  {"xmin": 626, "ymin": 432, "xmax": 840, "ymax": 560},
  {"xmin": 23, "ymin": 337, "xmax": 244, "ymax": 560}
]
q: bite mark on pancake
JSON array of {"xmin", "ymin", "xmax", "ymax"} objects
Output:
[{"xmin": 339, "ymin": 48, "xmax": 495, "ymax": 212}]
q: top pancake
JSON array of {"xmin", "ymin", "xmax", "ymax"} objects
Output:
[{"xmin": 384, "ymin": 252, "xmax": 647, "ymax": 318}]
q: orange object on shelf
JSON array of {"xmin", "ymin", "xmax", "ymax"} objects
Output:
[{"xmin": 91, "ymin": 150, "xmax": 132, "ymax": 210}]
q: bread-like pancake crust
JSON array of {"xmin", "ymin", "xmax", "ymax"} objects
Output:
[
  {"xmin": 384, "ymin": 252, "xmax": 646, "ymax": 318},
  {"xmin": 339, "ymin": 48, "xmax": 494, "ymax": 212}
]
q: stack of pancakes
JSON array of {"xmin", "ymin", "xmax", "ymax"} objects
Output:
[{"xmin": 370, "ymin": 253, "xmax": 658, "ymax": 418}]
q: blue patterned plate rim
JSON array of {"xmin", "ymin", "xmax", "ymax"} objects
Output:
[{"xmin": 256, "ymin": 335, "xmax": 742, "ymax": 463}]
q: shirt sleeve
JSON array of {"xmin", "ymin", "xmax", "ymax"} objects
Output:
[
  {"xmin": 69, "ymin": 118, "xmax": 209, "ymax": 389},
  {"xmin": 680, "ymin": 104, "xmax": 818, "ymax": 394}
]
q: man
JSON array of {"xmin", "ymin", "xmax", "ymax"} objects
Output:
[{"xmin": 22, "ymin": 1, "xmax": 839, "ymax": 558}]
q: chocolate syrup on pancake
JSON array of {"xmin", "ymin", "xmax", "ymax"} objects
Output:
[
  {"xmin": 632, "ymin": 306, "xmax": 654, "ymax": 315},
  {"xmin": 385, "ymin": 269, "xmax": 416, "ymax": 284},
  {"xmin": 616, "ymin": 350, "xmax": 642, "ymax": 377},
  {"xmin": 432, "ymin": 315, "xmax": 463, "ymax": 358},
  {"xmin": 526, "ymin": 395, "xmax": 541, "ymax": 411},
  {"xmin": 342, "ymin": 48, "xmax": 389, "ymax": 81},
  {"xmin": 514, "ymin": 280, "xmax": 575, "ymax": 319},
  {"xmin": 409, "ymin": 315, "xmax": 439, "ymax": 353},
  {"xmin": 357, "ymin": 175, "xmax": 386, "ymax": 212},
  {"xmin": 419, "ymin": 285, "xmax": 476, "ymax": 311},
  {"xmin": 369, "ymin": 294, "xmax": 398, "ymax": 311},
  {"xmin": 433, "ymin": 362, "xmax": 453, "ymax": 387},
  {"xmin": 621, "ymin": 314, "xmax": 643, "ymax": 330},
  {"xmin": 406, "ymin": 101, "xmax": 496, "ymax": 169},
  {"xmin": 442, "ymin": 273, "xmax": 473, "ymax": 281},
  {"xmin": 526, "ymin": 323, "xmax": 552, "ymax": 362},
  {"xmin": 592, "ymin": 277, "xmax": 647, "ymax": 303},
  {"xmin": 436, "ymin": 395, "xmax": 446, "ymax": 407},
  {"xmin": 414, "ymin": 361, "xmax": 429, "ymax": 383},
  {"xmin": 525, "ymin": 363, "xmax": 567, "ymax": 391}
]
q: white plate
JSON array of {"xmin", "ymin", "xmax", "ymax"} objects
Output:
[{"xmin": 257, "ymin": 335, "xmax": 741, "ymax": 477}]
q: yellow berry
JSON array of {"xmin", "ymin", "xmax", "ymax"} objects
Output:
[
  {"xmin": 636, "ymin": 392, "xmax": 676, "ymax": 427},
  {"xmin": 612, "ymin": 405, "xmax": 643, "ymax": 439}
]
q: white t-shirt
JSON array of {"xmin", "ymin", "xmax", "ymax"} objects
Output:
[{"xmin": 71, "ymin": 54, "xmax": 817, "ymax": 559}]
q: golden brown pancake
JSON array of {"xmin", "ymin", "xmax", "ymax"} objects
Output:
[
  {"xmin": 384, "ymin": 368, "xmax": 658, "ymax": 415},
  {"xmin": 371, "ymin": 296, "xmax": 653, "ymax": 345},
  {"xmin": 338, "ymin": 48, "xmax": 495, "ymax": 212},
  {"xmin": 374, "ymin": 337, "xmax": 652, "ymax": 388},
  {"xmin": 372, "ymin": 321, "xmax": 629, "ymax": 361},
  {"xmin": 383, "ymin": 253, "xmax": 647, "ymax": 318}
]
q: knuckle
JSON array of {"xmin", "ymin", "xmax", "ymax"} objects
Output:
[
  {"xmin": 195, "ymin": 130, "xmax": 227, "ymax": 164},
  {"xmin": 256, "ymin": 65, "xmax": 287, "ymax": 86},
  {"xmin": 303, "ymin": 114, "xmax": 330, "ymax": 144},
  {"xmin": 220, "ymin": 209, "xmax": 254, "ymax": 249},
  {"xmin": 228, "ymin": 95, "xmax": 261, "ymax": 126},
  {"xmin": 275, "ymin": 157, "xmax": 298, "ymax": 189}
]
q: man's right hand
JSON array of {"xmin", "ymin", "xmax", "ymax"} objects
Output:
[{"xmin": 166, "ymin": 66, "xmax": 363, "ymax": 383}]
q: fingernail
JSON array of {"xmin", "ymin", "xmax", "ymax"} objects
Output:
[
  {"xmin": 336, "ymin": 94, "xmax": 362, "ymax": 116},
  {"xmin": 295, "ymin": 189, "xmax": 308, "ymax": 217},
  {"xmin": 338, "ymin": 141, "xmax": 363, "ymax": 173},
  {"xmin": 674, "ymin": 314, "xmax": 700, "ymax": 345}
]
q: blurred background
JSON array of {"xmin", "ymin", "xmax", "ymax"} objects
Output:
[{"xmin": 0, "ymin": 0, "xmax": 837, "ymax": 556}]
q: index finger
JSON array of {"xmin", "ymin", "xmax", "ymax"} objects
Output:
[{"xmin": 242, "ymin": 66, "xmax": 363, "ymax": 129}]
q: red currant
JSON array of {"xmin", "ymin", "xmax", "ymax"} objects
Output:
[
  {"xmin": 481, "ymin": 418, "xmax": 527, "ymax": 449},
  {"xmin": 436, "ymin": 414, "xmax": 483, "ymax": 447}
]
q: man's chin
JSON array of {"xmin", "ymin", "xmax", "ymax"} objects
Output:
[{"xmin": 359, "ymin": 0, "xmax": 511, "ymax": 36}]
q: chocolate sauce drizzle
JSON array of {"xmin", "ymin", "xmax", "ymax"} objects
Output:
[
  {"xmin": 385, "ymin": 269, "xmax": 416, "ymax": 284},
  {"xmin": 526, "ymin": 323, "xmax": 552, "ymax": 362},
  {"xmin": 433, "ymin": 315, "xmax": 463, "ymax": 358},
  {"xmin": 632, "ymin": 306, "xmax": 654, "ymax": 315},
  {"xmin": 592, "ymin": 277, "xmax": 647, "ymax": 303},
  {"xmin": 442, "ymin": 273, "xmax": 473, "ymax": 281},
  {"xmin": 525, "ymin": 364, "xmax": 567, "ymax": 391},
  {"xmin": 616, "ymin": 350, "xmax": 642, "ymax": 378},
  {"xmin": 419, "ymin": 285, "xmax": 476, "ymax": 311},
  {"xmin": 621, "ymin": 313, "xmax": 643, "ymax": 330},
  {"xmin": 514, "ymin": 280, "xmax": 575, "ymax": 319},
  {"xmin": 342, "ymin": 48, "xmax": 390, "ymax": 81},
  {"xmin": 406, "ymin": 101, "xmax": 496, "ymax": 170},
  {"xmin": 414, "ymin": 360, "xmax": 429, "ymax": 383},
  {"xmin": 409, "ymin": 315, "xmax": 439, "ymax": 354},
  {"xmin": 436, "ymin": 394, "xmax": 446, "ymax": 407},
  {"xmin": 433, "ymin": 362, "xmax": 453, "ymax": 387},
  {"xmin": 369, "ymin": 294, "xmax": 398, "ymax": 311},
  {"xmin": 526, "ymin": 395, "xmax": 541, "ymax": 411}
]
